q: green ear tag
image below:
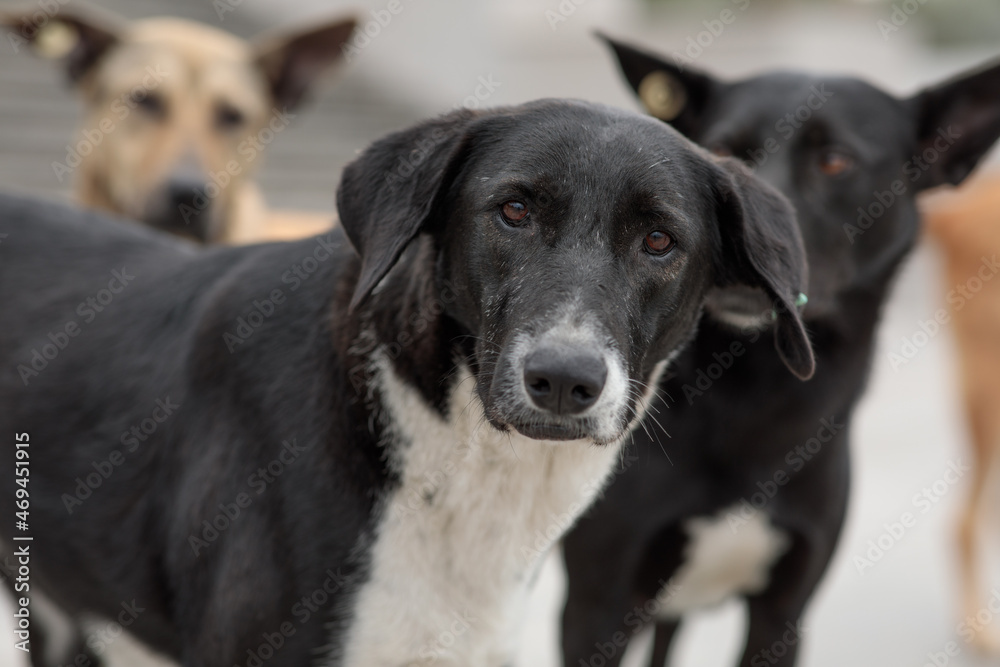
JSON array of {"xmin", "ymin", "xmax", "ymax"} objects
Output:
[{"xmin": 771, "ymin": 293, "xmax": 808, "ymax": 320}]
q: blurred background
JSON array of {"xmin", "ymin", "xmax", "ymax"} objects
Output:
[{"xmin": 1, "ymin": 0, "xmax": 999, "ymax": 665}]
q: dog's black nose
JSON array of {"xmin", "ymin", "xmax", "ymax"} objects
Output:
[
  {"xmin": 152, "ymin": 176, "xmax": 211, "ymax": 241},
  {"xmin": 167, "ymin": 177, "xmax": 208, "ymax": 211},
  {"xmin": 523, "ymin": 348, "xmax": 607, "ymax": 415}
]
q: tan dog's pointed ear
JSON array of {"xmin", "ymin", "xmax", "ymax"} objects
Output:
[
  {"xmin": 254, "ymin": 16, "xmax": 357, "ymax": 111},
  {"xmin": 0, "ymin": 5, "xmax": 122, "ymax": 83}
]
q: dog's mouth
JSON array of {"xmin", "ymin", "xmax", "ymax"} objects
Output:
[
  {"xmin": 509, "ymin": 420, "xmax": 590, "ymax": 443},
  {"xmin": 484, "ymin": 408, "xmax": 622, "ymax": 446},
  {"xmin": 477, "ymin": 322, "xmax": 633, "ymax": 446}
]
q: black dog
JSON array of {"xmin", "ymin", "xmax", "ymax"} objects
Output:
[
  {"xmin": 560, "ymin": 38, "xmax": 1000, "ymax": 667},
  {"xmin": 0, "ymin": 99, "xmax": 813, "ymax": 667}
]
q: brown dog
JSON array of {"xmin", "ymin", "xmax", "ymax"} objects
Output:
[
  {"xmin": 922, "ymin": 170, "xmax": 1000, "ymax": 653},
  {"xmin": 0, "ymin": 5, "xmax": 355, "ymax": 243}
]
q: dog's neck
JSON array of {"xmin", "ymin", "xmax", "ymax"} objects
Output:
[
  {"xmin": 337, "ymin": 238, "xmax": 661, "ymax": 664},
  {"xmin": 350, "ymin": 237, "xmax": 472, "ymax": 415},
  {"xmin": 337, "ymin": 352, "xmax": 628, "ymax": 666},
  {"xmin": 74, "ymin": 159, "xmax": 265, "ymax": 242}
]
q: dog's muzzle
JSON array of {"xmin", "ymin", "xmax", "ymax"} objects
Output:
[
  {"xmin": 147, "ymin": 173, "xmax": 215, "ymax": 242},
  {"xmin": 523, "ymin": 345, "xmax": 607, "ymax": 416}
]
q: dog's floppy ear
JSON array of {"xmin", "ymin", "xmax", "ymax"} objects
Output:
[
  {"xmin": 254, "ymin": 16, "xmax": 358, "ymax": 111},
  {"xmin": 337, "ymin": 108, "xmax": 479, "ymax": 312},
  {"xmin": 0, "ymin": 6, "xmax": 122, "ymax": 83},
  {"xmin": 906, "ymin": 58, "xmax": 1000, "ymax": 190},
  {"xmin": 712, "ymin": 157, "xmax": 815, "ymax": 380},
  {"xmin": 597, "ymin": 32, "xmax": 721, "ymax": 139}
]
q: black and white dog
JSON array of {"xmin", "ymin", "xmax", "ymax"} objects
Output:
[
  {"xmin": 560, "ymin": 38, "xmax": 1000, "ymax": 667},
  {"xmin": 0, "ymin": 100, "xmax": 814, "ymax": 667}
]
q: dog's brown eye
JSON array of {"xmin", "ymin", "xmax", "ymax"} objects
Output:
[
  {"xmin": 215, "ymin": 104, "xmax": 245, "ymax": 130},
  {"xmin": 818, "ymin": 150, "xmax": 854, "ymax": 176},
  {"xmin": 709, "ymin": 145, "xmax": 733, "ymax": 158},
  {"xmin": 132, "ymin": 92, "xmax": 166, "ymax": 119},
  {"xmin": 500, "ymin": 201, "xmax": 529, "ymax": 226},
  {"xmin": 644, "ymin": 230, "xmax": 674, "ymax": 256}
]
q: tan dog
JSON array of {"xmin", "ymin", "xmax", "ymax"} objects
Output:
[
  {"xmin": 922, "ymin": 170, "xmax": 1000, "ymax": 652},
  {"xmin": 1, "ymin": 5, "xmax": 355, "ymax": 242}
]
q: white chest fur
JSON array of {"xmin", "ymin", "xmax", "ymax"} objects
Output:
[
  {"xmin": 337, "ymin": 358, "xmax": 639, "ymax": 666},
  {"xmin": 656, "ymin": 506, "xmax": 790, "ymax": 618}
]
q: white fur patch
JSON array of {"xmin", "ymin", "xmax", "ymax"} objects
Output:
[
  {"xmin": 336, "ymin": 352, "xmax": 665, "ymax": 666},
  {"xmin": 29, "ymin": 590, "xmax": 76, "ymax": 665},
  {"xmin": 0, "ymin": 580, "xmax": 180, "ymax": 667},
  {"xmin": 81, "ymin": 622, "xmax": 181, "ymax": 667},
  {"xmin": 656, "ymin": 506, "xmax": 790, "ymax": 618},
  {"xmin": 708, "ymin": 309, "xmax": 772, "ymax": 332}
]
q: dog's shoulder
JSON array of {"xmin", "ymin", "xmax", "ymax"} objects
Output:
[
  {"xmin": 0, "ymin": 191, "xmax": 196, "ymax": 285},
  {"xmin": 0, "ymin": 190, "xmax": 184, "ymax": 247}
]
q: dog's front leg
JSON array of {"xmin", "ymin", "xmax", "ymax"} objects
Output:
[
  {"xmin": 740, "ymin": 594, "xmax": 809, "ymax": 667},
  {"xmin": 737, "ymin": 520, "xmax": 840, "ymax": 667}
]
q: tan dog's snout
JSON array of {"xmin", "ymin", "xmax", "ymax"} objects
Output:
[{"xmin": 150, "ymin": 156, "xmax": 214, "ymax": 241}]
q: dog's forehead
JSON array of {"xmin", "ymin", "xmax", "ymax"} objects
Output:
[
  {"xmin": 494, "ymin": 101, "xmax": 689, "ymax": 153},
  {"xmin": 94, "ymin": 23, "xmax": 268, "ymax": 110},
  {"xmin": 465, "ymin": 102, "xmax": 700, "ymax": 197},
  {"xmin": 717, "ymin": 74, "xmax": 908, "ymax": 138},
  {"xmin": 127, "ymin": 18, "xmax": 253, "ymax": 63}
]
